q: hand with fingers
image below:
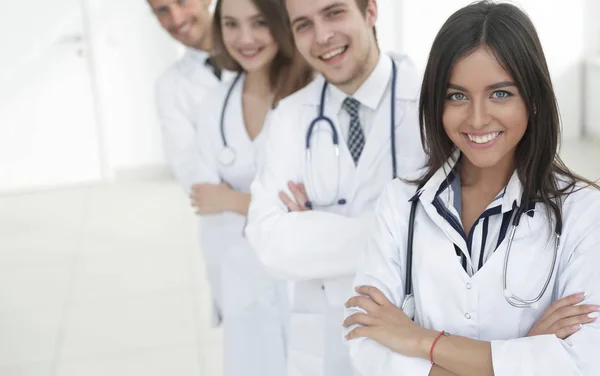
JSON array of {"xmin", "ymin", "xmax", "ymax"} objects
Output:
[
  {"xmin": 527, "ymin": 292, "xmax": 600, "ymax": 339},
  {"xmin": 279, "ymin": 181, "xmax": 312, "ymax": 212},
  {"xmin": 343, "ymin": 286, "xmax": 429, "ymax": 358},
  {"xmin": 190, "ymin": 182, "xmax": 232, "ymax": 215}
]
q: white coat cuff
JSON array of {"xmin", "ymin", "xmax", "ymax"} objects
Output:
[
  {"xmin": 349, "ymin": 337, "xmax": 432, "ymax": 376},
  {"xmin": 491, "ymin": 334, "xmax": 566, "ymax": 376}
]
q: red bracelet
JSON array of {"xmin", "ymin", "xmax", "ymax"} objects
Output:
[{"xmin": 430, "ymin": 331, "xmax": 446, "ymax": 365}]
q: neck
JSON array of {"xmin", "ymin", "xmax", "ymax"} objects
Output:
[
  {"xmin": 459, "ymin": 153, "xmax": 516, "ymax": 194},
  {"xmin": 194, "ymin": 21, "xmax": 213, "ymax": 52},
  {"xmin": 244, "ymin": 65, "xmax": 273, "ymax": 98},
  {"xmin": 337, "ymin": 42, "xmax": 380, "ymax": 95}
]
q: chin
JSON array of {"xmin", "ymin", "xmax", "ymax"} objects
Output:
[
  {"xmin": 238, "ymin": 59, "xmax": 269, "ymax": 73},
  {"xmin": 461, "ymin": 151, "xmax": 507, "ymax": 170}
]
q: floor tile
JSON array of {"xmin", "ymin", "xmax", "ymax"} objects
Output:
[
  {"xmin": 56, "ymin": 346, "xmax": 201, "ymax": 376},
  {"xmin": 58, "ymin": 292, "xmax": 197, "ymax": 361}
]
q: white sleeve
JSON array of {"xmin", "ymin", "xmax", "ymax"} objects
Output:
[
  {"xmin": 490, "ymin": 196, "xmax": 600, "ymax": 376},
  {"xmin": 155, "ymin": 74, "xmax": 210, "ymax": 194},
  {"xmin": 246, "ymin": 106, "xmax": 372, "ymax": 281},
  {"xmin": 345, "ymin": 183, "xmax": 433, "ymax": 376},
  {"xmin": 191, "ymin": 100, "xmax": 222, "ymax": 186}
]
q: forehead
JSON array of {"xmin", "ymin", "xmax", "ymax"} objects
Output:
[
  {"xmin": 286, "ymin": 0, "xmax": 354, "ymax": 19},
  {"xmin": 449, "ymin": 48, "xmax": 513, "ymax": 87},
  {"xmin": 148, "ymin": 0, "xmax": 176, "ymax": 8},
  {"xmin": 221, "ymin": 0, "xmax": 260, "ymax": 17}
]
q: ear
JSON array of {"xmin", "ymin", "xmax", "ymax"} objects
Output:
[{"xmin": 365, "ymin": 0, "xmax": 378, "ymax": 29}]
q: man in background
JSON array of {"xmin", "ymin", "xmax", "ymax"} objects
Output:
[{"xmin": 149, "ymin": 0, "xmax": 225, "ymax": 326}]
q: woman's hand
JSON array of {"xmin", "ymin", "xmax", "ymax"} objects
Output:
[
  {"xmin": 344, "ymin": 286, "xmax": 431, "ymax": 358},
  {"xmin": 528, "ymin": 292, "xmax": 600, "ymax": 339},
  {"xmin": 190, "ymin": 182, "xmax": 232, "ymax": 215}
]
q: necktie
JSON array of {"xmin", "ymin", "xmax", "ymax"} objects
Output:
[{"xmin": 342, "ymin": 97, "xmax": 365, "ymax": 165}]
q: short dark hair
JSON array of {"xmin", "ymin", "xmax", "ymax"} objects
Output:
[
  {"xmin": 417, "ymin": 0, "xmax": 597, "ymax": 228},
  {"xmin": 212, "ymin": 0, "xmax": 312, "ymax": 106}
]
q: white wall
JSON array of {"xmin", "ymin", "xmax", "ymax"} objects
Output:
[
  {"xmin": 376, "ymin": 0, "xmax": 403, "ymax": 54},
  {"xmin": 399, "ymin": 0, "xmax": 590, "ymax": 140},
  {"xmin": 83, "ymin": 0, "xmax": 179, "ymax": 178}
]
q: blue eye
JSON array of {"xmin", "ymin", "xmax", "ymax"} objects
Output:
[
  {"xmin": 155, "ymin": 7, "xmax": 168, "ymax": 16},
  {"xmin": 253, "ymin": 19, "xmax": 268, "ymax": 27},
  {"xmin": 295, "ymin": 22, "xmax": 310, "ymax": 32},
  {"xmin": 491, "ymin": 90, "xmax": 512, "ymax": 99},
  {"xmin": 447, "ymin": 92, "xmax": 467, "ymax": 101},
  {"xmin": 328, "ymin": 9, "xmax": 344, "ymax": 18}
]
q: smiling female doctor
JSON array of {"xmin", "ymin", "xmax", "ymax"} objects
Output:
[
  {"xmin": 189, "ymin": 0, "xmax": 312, "ymax": 375},
  {"xmin": 343, "ymin": 2, "xmax": 600, "ymax": 376}
]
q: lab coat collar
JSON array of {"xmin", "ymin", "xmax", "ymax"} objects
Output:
[
  {"xmin": 185, "ymin": 48, "xmax": 210, "ymax": 64},
  {"xmin": 304, "ymin": 52, "xmax": 420, "ymax": 108},
  {"xmin": 414, "ymin": 149, "xmax": 525, "ymax": 214},
  {"xmin": 328, "ymin": 53, "xmax": 391, "ymax": 112},
  {"xmin": 178, "ymin": 48, "xmax": 221, "ymax": 85}
]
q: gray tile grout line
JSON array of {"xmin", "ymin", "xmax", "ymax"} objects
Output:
[{"xmin": 50, "ymin": 186, "xmax": 94, "ymax": 376}]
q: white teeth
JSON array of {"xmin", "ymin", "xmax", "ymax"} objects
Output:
[
  {"xmin": 177, "ymin": 22, "xmax": 191, "ymax": 34},
  {"xmin": 467, "ymin": 132, "xmax": 500, "ymax": 144},
  {"xmin": 240, "ymin": 49, "xmax": 259, "ymax": 57},
  {"xmin": 321, "ymin": 47, "xmax": 346, "ymax": 60}
]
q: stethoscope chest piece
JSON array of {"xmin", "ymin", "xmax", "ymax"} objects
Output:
[
  {"xmin": 402, "ymin": 294, "xmax": 416, "ymax": 320},
  {"xmin": 218, "ymin": 146, "xmax": 236, "ymax": 166}
]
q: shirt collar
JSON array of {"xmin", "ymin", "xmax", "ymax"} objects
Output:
[{"xmin": 327, "ymin": 53, "xmax": 392, "ymax": 114}]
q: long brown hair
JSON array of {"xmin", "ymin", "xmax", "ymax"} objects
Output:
[
  {"xmin": 212, "ymin": 0, "xmax": 312, "ymax": 107},
  {"xmin": 417, "ymin": 1, "xmax": 598, "ymax": 229}
]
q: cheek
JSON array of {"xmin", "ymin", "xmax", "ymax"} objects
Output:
[
  {"xmin": 503, "ymin": 103, "xmax": 528, "ymax": 136},
  {"xmin": 222, "ymin": 32, "xmax": 239, "ymax": 53},
  {"xmin": 442, "ymin": 107, "xmax": 464, "ymax": 137},
  {"xmin": 261, "ymin": 30, "xmax": 277, "ymax": 49},
  {"xmin": 294, "ymin": 36, "xmax": 312, "ymax": 58},
  {"xmin": 159, "ymin": 17, "xmax": 172, "ymax": 29}
]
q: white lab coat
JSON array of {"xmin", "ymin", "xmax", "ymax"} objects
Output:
[
  {"xmin": 156, "ymin": 48, "xmax": 232, "ymax": 326},
  {"xmin": 194, "ymin": 73, "xmax": 289, "ymax": 376},
  {"xmin": 346, "ymin": 154, "xmax": 600, "ymax": 376},
  {"xmin": 245, "ymin": 53, "xmax": 426, "ymax": 376},
  {"xmin": 156, "ymin": 48, "xmax": 223, "ymax": 192}
]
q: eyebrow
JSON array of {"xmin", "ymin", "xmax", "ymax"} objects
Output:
[
  {"xmin": 290, "ymin": 2, "xmax": 347, "ymax": 26},
  {"xmin": 448, "ymin": 81, "xmax": 517, "ymax": 92},
  {"xmin": 222, "ymin": 13, "xmax": 264, "ymax": 21}
]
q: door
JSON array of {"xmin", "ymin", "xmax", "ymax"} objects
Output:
[{"xmin": 0, "ymin": 0, "xmax": 102, "ymax": 193}]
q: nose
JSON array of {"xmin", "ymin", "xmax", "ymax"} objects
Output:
[
  {"xmin": 468, "ymin": 99, "xmax": 492, "ymax": 130},
  {"xmin": 239, "ymin": 25, "xmax": 255, "ymax": 45},
  {"xmin": 170, "ymin": 6, "xmax": 186, "ymax": 27},
  {"xmin": 314, "ymin": 22, "xmax": 334, "ymax": 45}
]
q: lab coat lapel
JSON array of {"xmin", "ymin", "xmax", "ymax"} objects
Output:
[
  {"xmin": 416, "ymin": 158, "xmax": 475, "ymax": 276},
  {"xmin": 354, "ymin": 96, "xmax": 404, "ymax": 179},
  {"xmin": 419, "ymin": 192, "xmax": 474, "ymax": 276}
]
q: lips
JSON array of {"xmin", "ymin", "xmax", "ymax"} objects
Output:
[
  {"xmin": 319, "ymin": 46, "xmax": 347, "ymax": 61},
  {"xmin": 174, "ymin": 20, "xmax": 193, "ymax": 37},
  {"xmin": 466, "ymin": 132, "xmax": 502, "ymax": 144},
  {"xmin": 238, "ymin": 48, "xmax": 263, "ymax": 58}
]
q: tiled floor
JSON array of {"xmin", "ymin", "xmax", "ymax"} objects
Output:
[{"xmin": 1, "ymin": 140, "xmax": 599, "ymax": 375}]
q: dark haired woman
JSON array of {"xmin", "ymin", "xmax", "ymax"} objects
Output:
[
  {"xmin": 189, "ymin": 0, "xmax": 312, "ymax": 374},
  {"xmin": 343, "ymin": 1, "xmax": 600, "ymax": 375}
]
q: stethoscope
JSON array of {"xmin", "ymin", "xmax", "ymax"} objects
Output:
[
  {"xmin": 401, "ymin": 189, "xmax": 561, "ymax": 320},
  {"xmin": 218, "ymin": 72, "xmax": 244, "ymax": 166},
  {"xmin": 304, "ymin": 58, "xmax": 399, "ymax": 208}
]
